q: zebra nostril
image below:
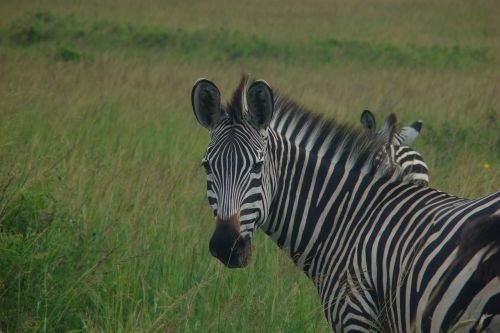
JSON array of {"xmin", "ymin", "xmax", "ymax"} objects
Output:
[{"xmin": 236, "ymin": 236, "xmax": 248, "ymax": 250}]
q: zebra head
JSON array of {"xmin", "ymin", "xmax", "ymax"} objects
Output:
[
  {"xmin": 191, "ymin": 77, "xmax": 274, "ymax": 268},
  {"xmin": 360, "ymin": 109, "xmax": 423, "ymax": 146},
  {"xmin": 360, "ymin": 110, "xmax": 429, "ymax": 186}
]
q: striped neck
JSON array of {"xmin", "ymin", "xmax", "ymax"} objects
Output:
[{"xmin": 258, "ymin": 99, "xmax": 402, "ymax": 277}]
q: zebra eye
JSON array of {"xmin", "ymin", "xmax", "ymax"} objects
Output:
[
  {"xmin": 201, "ymin": 160, "xmax": 211, "ymax": 173},
  {"xmin": 251, "ymin": 161, "xmax": 264, "ymax": 173}
]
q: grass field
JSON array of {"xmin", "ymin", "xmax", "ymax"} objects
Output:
[{"xmin": 0, "ymin": 1, "xmax": 499, "ymax": 332}]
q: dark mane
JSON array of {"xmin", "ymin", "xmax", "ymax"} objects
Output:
[
  {"xmin": 224, "ymin": 75, "xmax": 248, "ymax": 123},
  {"xmin": 270, "ymin": 95, "xmax": 393, "ymax": 177}
]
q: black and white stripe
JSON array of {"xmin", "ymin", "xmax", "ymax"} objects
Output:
[{"xmin": 192, "ymin": 77, "xmax": 500, "ymax": 332}]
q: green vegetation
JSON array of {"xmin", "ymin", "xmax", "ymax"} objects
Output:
[
  {"xmin": 1, "ymin": 12, "xmax": 492, "ymax": 68},
  {"xmin": 0, "ymin": 181, "xmax": 106, "ymax": 331},
  {"xmin": 0, "ymin": 0, "xmax": 498, "ymax": 332}
]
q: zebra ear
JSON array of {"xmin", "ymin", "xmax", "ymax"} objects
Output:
[
  {"xmin": 397, "ymin": 120, "xmax": 422, "ymax": 145},
  {"xmin": 191, "ymin": 78, "xmax": 222, "ymax": 129},
  {"xmin": 360, "ymin": 110, "xmax": 376, "ymax": 131},
  {"xmin": 381, "ymin": 113, "xmax": 397, "ymax": 144},
  {"xmin": 246, "ymin": 80, "xmax": 274, "ymax": 130}
]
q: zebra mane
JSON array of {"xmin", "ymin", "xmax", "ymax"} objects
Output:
[
  {"xmin": 224, "ymin": 74, "xmax": 248, "ymax": 123},
  {"xmin": 270, "ymin": 95, "xmax": 398, "ymax": 178}
]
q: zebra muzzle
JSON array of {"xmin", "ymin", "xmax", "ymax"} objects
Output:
[{"xmin": 209, "ymin": 222, "xmax": 251, "ymax": 268}]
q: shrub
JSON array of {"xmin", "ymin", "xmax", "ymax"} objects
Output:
[
  {"xmin": 0, "ymin": 177, "xmax": 108, "ymax": 332},
  {"xmin": 56, "ymin": 47, "xmax": 81, "ymax": 62}
]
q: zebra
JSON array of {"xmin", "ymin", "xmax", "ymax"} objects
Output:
[
  {"xmin": 360, "ymin": 110, "xmax": 423, "ymax": 146},
  {"xmin": 360, "ymin": 110, "xmax": 430, "ymax": 187},
  {"xmin": 191, "ymin": 76, "xmax": 500, "ymax": 332}
]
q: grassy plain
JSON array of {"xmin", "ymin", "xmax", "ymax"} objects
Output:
[{"xmin": 0, "ymin": 1, "xmax": 499, "ymax": 332}]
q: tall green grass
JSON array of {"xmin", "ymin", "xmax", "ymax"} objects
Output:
[
  {"xmin": 0, "ymin": 1, "xmax": 498, "ymax": 332},
  {"xmin": 0, "ymin": 86, "xmax": 328, "ymax": 332}
]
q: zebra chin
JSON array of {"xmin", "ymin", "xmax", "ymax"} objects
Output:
[{"xmin": 209, "ymin": 221, "xmax": 252, "ymax": 269}]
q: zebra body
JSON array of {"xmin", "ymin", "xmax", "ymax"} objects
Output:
[
  {"xmin": 361, "ymin": 110, "xmax": 430, "ymax": 187},
  {"xmin": 191, "ymin": 77, "xmax": 500, "ymax": 332}
]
